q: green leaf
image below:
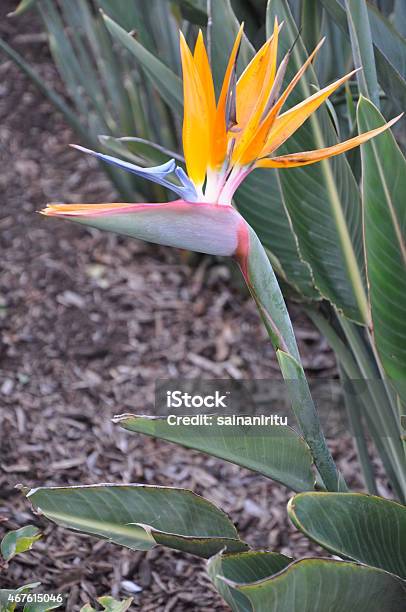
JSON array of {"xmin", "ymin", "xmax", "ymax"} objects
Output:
[
  {"xmin": 207, "ymin": 550, "xmax": 292, "ymax": 612},
  {"xmin": 357, "ymin": 97, "xmax": 406, "ymax": 394},
  {"xmin": 114, "ymin": 413, "xmax": 315, "ymax": 492},
  {"xmin": 227, "ymin": 558, "xmax": 406, "ymax": 612},
  {"xmin": 27, "ymin": 484, "xmax": 247, "ymax": 558},
  {"xmin": 288, "ymin": 492, "xmax": 406, "ymax": 579},
  {"xmin": 267, "ymin": 0, "xmax": 368, "ymax": 324},
  {"xmin": 1, "ymin": 526, "xmax": 41, "ymax": 562},
  {"xmin": 102, "ymin": 13, "xmax": 183, "ymax": 110}
]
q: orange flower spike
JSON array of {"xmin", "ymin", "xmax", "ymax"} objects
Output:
[
  {"xmin": 210, "ymin": 23, "xmax": 244, "ymax": 169},
  {"xmin": 179, "ymin": 31, "xmax": 210, "ymax": 191}
]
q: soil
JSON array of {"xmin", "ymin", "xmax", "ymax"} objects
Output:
[{"xmin": 0, "ymin": 3, "xmax": 387, "ymax": 611}]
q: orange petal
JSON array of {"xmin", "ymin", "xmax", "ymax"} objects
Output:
[
  {"xmin": 230, "ymin": 37, "xmax": 325, "ymax": 166},
  {"xmin": 232, "ymin": 18, "xmax": 280, "ymax": 165},
  {"xmin": 236, "ymin": 19, "xmax": 281, "ymax": 129},
  {"xmin": 194, "ymin": 30, "xmax": 216, "ymax": 132},
  {"xmin": 180, "ymin": 31, "xmax": 210, "ymax": 187},
  {"xmin": 267, "ymin": 37, "xmax": 325, "ymax": 126},
  {"xmin": 211, "ymin": 24, "xmax": 244, "ymax": 168},
  {"xmin": 261, "ymin": 68, "xmax": 359, "ymax": 157},
  {"xmin": 256, "ymin": 115, "xmax": 402, "ymax": 168}
]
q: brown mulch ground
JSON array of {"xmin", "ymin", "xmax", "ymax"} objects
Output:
[{"xmin": 0, "ymin": 3, "xmax": 388, "ymax": 611}]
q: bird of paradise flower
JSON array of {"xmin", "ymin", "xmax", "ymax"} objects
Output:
[{"xmin": 42, "ymin": 19, "xmax": 400, "ymax": 273}]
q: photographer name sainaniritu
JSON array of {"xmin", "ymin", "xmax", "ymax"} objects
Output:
[{"xmin": 167, "ymin": 414, "xmax": 287, "ymax": 426}]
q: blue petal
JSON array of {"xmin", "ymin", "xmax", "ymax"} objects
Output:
[
  {"xmin": 72, "ymin": 145, "xmax": 197, "ymax": 201},
  {"xmin": 174, "ymin": 166, "xmax": 198, "ymax": 200}
]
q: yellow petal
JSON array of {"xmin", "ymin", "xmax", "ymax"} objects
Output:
[
  {"xmin": 256, "ymin": 115, "xmax": 402, "ymax": 168},
  {"xmin": 180, "ymin": 31, "xmax": 210, "ymax": 187},
  {"xmin": 236, "ymin": 19, "xmax": 280, "ymax": 129},
  {"xmin": 261, "ymin": 68, "xmax": 359, "ymax": 157},
  {"xmin": 211, "ymin": 24, "xmax": 244, "ymax": 169}
]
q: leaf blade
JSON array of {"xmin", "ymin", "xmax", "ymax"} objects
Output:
[
  {"xmin": 288, "ymin": 492, "xmax": 406, "ymax": 579},
  {"xmin": 114, "ymin": 413, "xmax": 315, "ymax": 492},
  {"xmin": 27, "ymin": 484, "xmax": 247, "ymax": 558},
  {"xmin": 357, "ymin": 97, "xmax": 406, "ymax": 394}
]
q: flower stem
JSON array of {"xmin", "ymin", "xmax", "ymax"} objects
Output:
[{"xmin": 238, "ymin": 226, "xmax": 345, "ymax": 492}]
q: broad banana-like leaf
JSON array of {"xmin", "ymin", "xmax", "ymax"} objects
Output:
[
  {"xmin": 289, "ymin": 492, "xmax": 406, "ymax": 579},
  {"xmin": 267, "ymin": 0, "xmax": 367, "ymax": 324},
  {"xmin": 357, "ymin": 97, "xmax": 406, "ymax": 396},
  {"xmin": 207, "ymin": 550, "xmax": 292, "ymax": 612},
  {"xmin": 1, "ymin": 526, "xmax": 41, "ymax": 562},
  {"xmin": 114, "ymin": 413, "xmax": 315, "ymax": 492},
  {"xmin": 320, "ymin": 0, "xmax": 406, "ymax": 114},
  {"xmin": 27, "ymin": 484, "xmax": 247, "ymax": 558},
  {"xmin": 224, "ymin": 558, "xmax": 406, "ymax": 612}
]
